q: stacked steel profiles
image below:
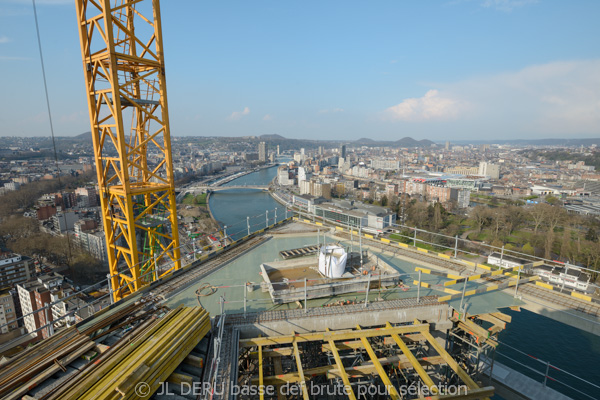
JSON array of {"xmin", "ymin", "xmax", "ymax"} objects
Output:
[
  {"xmin": 0, "ymin": 305, "xmax": 210, "ymax": 400},
  {"xmin": 0, "ymin": 326, "xmax": 96, "ymax": 400}
]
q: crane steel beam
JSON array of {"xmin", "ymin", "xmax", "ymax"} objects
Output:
[{"xmin": 75, "ymin": 0, "xmax": 180, "ymax": 301}]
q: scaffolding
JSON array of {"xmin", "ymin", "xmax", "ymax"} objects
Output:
[{"xmin": 237, "ymin": 321, "xmax": 495, "ymax": 400}]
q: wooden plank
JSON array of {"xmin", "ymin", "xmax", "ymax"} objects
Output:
[
  {"xmin": 490, "ymin": 312, "xmax": 512, "ymax": 323},
  {"xmin": 292, "ymin": 336, "xmax": 310, "ymax": 400},
  {"xmin": 421, "ymin": 331, "xmax": 482, "ymax": 393},
  {"xmin": 272, "ymin": 356, "xmax": 286, "ymax": 400},
  {"xmin": 385, "ymin": 322, "xmax": 437, "ymax": 393},
  {"xmin": 357, "ymin": 326, "xmax": 401, "ymax": 400},
  {"xmin": 326, "ymin": 329, "xmax": 357, "ymax": 400},
  {"xmin": 240, "ymin": 323, "xmax": 429, "ymax": 347},
  {"xmin": 474, "ymin": 314, "xmax": 506, "ymax": 330}
]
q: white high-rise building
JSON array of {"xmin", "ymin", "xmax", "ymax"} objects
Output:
[
  {"xmin": 478, "ymin": 162, "xmax": 499, "ymax": 179},
  {"xmin": 258, "ymin": 141, "xmax": 268, "ymax": 162}
]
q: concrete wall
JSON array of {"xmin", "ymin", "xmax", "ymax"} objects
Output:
[{"xmin": 234, "ymin": 302, "xmax": 452, "ymax": 339}]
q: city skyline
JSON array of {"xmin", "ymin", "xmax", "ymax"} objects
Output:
[{"xmin": 1, "ymin": 0, "xmax": 599, "ymax": 140}]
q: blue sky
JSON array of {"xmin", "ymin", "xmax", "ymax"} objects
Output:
[{"xmin": 1, "ymin": 0, "xmax": 599, "ymax": 141}]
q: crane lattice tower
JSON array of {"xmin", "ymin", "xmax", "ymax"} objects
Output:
[{"xmin": 75, "ymin": 0, "xmax": 181, "ymax": 301}]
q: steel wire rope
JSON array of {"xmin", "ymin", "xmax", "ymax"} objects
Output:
[{"xmin": 31, "ymin": 0, "xmax": 73, "ymax": 268}]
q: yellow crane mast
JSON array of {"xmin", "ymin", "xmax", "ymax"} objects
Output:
[{"xmin": 75, "ymin": 0, "xmax": 181, "ymax": 301}]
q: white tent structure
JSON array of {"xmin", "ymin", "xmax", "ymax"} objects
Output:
[{"xmin": 318, "ymin": 245, "xmax": 348, "ymax": 278}]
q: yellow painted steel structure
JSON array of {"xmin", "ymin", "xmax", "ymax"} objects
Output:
[
  {"xmin": 75, "ymin": 0, "xmax": 181, "ymax": 301},
  {"xmin": 243, "ymin": 322, "xmax": 494, "ymax": 399}
]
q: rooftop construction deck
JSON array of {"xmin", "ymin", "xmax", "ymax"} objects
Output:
[{"xmin": 1, "ymin": 219, "xmax": 595, "ymax": 399}]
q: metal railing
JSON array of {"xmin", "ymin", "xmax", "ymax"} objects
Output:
[
  {"xmin": 485, "ymin": 341, "xmax": 600, "ymax": 400},
  {"xmin": 0, "ymin": 206, "xmax": 289, "ymax": 349}
]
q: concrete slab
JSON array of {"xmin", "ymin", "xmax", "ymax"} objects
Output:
[{"xmin": 488, "ymin": 361, "xmax": 572, "ymax": 400}]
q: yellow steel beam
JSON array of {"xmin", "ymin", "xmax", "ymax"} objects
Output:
[
  {"xmin": 258, "ymin": 345, "xmax": 264, "ymax": 400},
  {"xmin": 326, "ymin": 328, "xmax": 357, "ymax": 400},
  {"xmin": 292, "ymin": 334, "xmax": 310, "ymax": 400},
  {"xmin": 385, "ymin": 322, "xmax": 437, "ymax": 393},
  {"xmin": 239, "ymin": 323, "xmax": 429, "ymax": 347},
  {"xmin": 420, "ymin": 330, "xmax": 489, "ymax": 399},
  {"xmin": 356, "ymin": 325, "xmax": 401, "ymax": 400},
  {"xmin": 256, "ymin": 355, "xmax": 446, "ymax": 385},
  {"xmin": 75, "ymin": 0, "xmax": 181, "ymax": 302}
]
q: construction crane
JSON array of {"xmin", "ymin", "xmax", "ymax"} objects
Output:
[{"xmin": 75, "ymin": 0, "xmax": 181, "ymax": 301}]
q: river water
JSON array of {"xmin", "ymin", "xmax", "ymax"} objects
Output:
[
  {"xmin": 208, "ymin": 166, "xmax": 286, "ymax": 240},
  {"xmin": 203, "ymin": 166, "xmax": 599, "ymax": 399}
]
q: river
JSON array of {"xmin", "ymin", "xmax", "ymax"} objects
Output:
[
  {"xmin": 204, "ymin": 166, "xmax": 600, "ymax": 400},
  {"xmin": 208, "ymin": 166, "xmax": 286, "ymax": 240}
]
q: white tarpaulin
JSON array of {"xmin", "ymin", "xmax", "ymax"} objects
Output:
[{"xmin": 318, "ymin": 245, "xmax": 347, "ymax": 278}]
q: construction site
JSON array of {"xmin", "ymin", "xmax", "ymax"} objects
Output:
[
  {"xmin": 2, "ymin": 0, "xmax": 600, "ymax": 399},
  {"xmin": 4, "ymin": 213, "xmax": 598, "ymax": 399}
]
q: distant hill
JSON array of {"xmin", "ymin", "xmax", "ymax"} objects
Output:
[
  {"xmin": 447, "ymin": 138, "xmax": 600, "ymax": 146},
  {"xmin": 355, "ymin": 138, "xmax": 376, "ymax": 144},
  {"xmin": 259, "ymin": 134, "xmax": 286, "ymax": 140},
  {"xmin": 396, "ymin": 136, "xmax": 435, "ymax": 147},
  {"xmin": 354, "ymin": 136, "xmax": 435, "ymax": 148}
]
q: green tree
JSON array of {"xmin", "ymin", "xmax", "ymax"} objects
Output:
[
  {"xmin": 546, "ymin": 195, "xmax": 560, "ymax": 205},
  {"xmin": 522, "ymin": 243, "xmax": 535, "ymax": 255},
  {"xmin": 586, "ymin": 227, "xmax": 598, "ymax": 242},
  {"xmin": 380, "ymin": 195, "xmax": 388, "ymax": 207}
]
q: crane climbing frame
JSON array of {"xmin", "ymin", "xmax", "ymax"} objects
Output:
[{"xmin": 75, "ymin": 0, "xmax": 181, "ymax": 301}]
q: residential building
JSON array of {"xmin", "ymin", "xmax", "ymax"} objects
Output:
[
  {"xmin": 75, "ymin": 186, "xmax": 98, "ymax": 207},
  {"xmin": 478, "ymin": 162, "xmax": 500, "ymax": 179},
  {"xmin": 17, "ymin": 273, "xmax": 64, "ymax": 340},
  {"xmin": 74, "ymin": 219, "xmax": 108, "ymax": 264},
  {"xmin": 0, "ymin": 253, "xmax": 33, "ymax": 288},
  {"xmin": 0, "ymin": 288, "xmax": 18, "ymax": 334},
  {"xmin": 444, "ymin": 166, "xmax": 479, "ymax": 176},
  {"xmin": 258, "ymin": 141, "xmax": 268, "ymax": 162},
  {"xmin": 277, "ymin": 166, "xmax": 294, "ymax": 186},
  {"xmin": 51, "ymin": 212, "xmax": 79, "ymax": 234},
  {"xmin": 37, "ymin": 204, "xmax": 57, "ymax": 221},
  {"xmin": 370, "ymin": 159, "xmax": 400, "ymax": 171}
]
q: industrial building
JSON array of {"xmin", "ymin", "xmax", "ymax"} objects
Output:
[{"xmin": 314, "ymin": 200, "xmax": 397, "ymax": 232}]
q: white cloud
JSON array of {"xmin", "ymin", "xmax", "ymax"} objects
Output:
[
  {"xmin": 449, "ymin": 59, "xmax": 600, "ymax": 135},
  {"xmin": 0, "ymin": 36, "xmax": 10, "ymax": 44},
  {"xmin": 384, "ymin": 90, "xmax": 466, "ymax": 121},
  {"xmin": 263, "ymin": 114, "xmax": 273, "ymax": 121},
  {"xmin": 384, "ymin": 59, "xmax": 600, "ymax": 137},
  {"xmin": 318, "ymin": 108, "xmax": 344, "ymax": 114},
  {"xmin": 228, "ymin": 106, "xmax": 250, "ymax": 120},
  {"xmin": 382, "ymin": 60, "xmax": 600, "ymax": 136}
]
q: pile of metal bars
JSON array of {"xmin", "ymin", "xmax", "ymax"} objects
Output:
[
  {"xmin": 46, "ymin": 305, "xmax": 210, "ymax": 399},
  {"xmin": 0, "ymin": 304, "xmax": 209, "ymax": 400}
]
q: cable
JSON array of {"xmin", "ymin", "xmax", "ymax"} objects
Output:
[{"xmin": 32, "ymin": 0, "xmax": 73, "ymax": 265}]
